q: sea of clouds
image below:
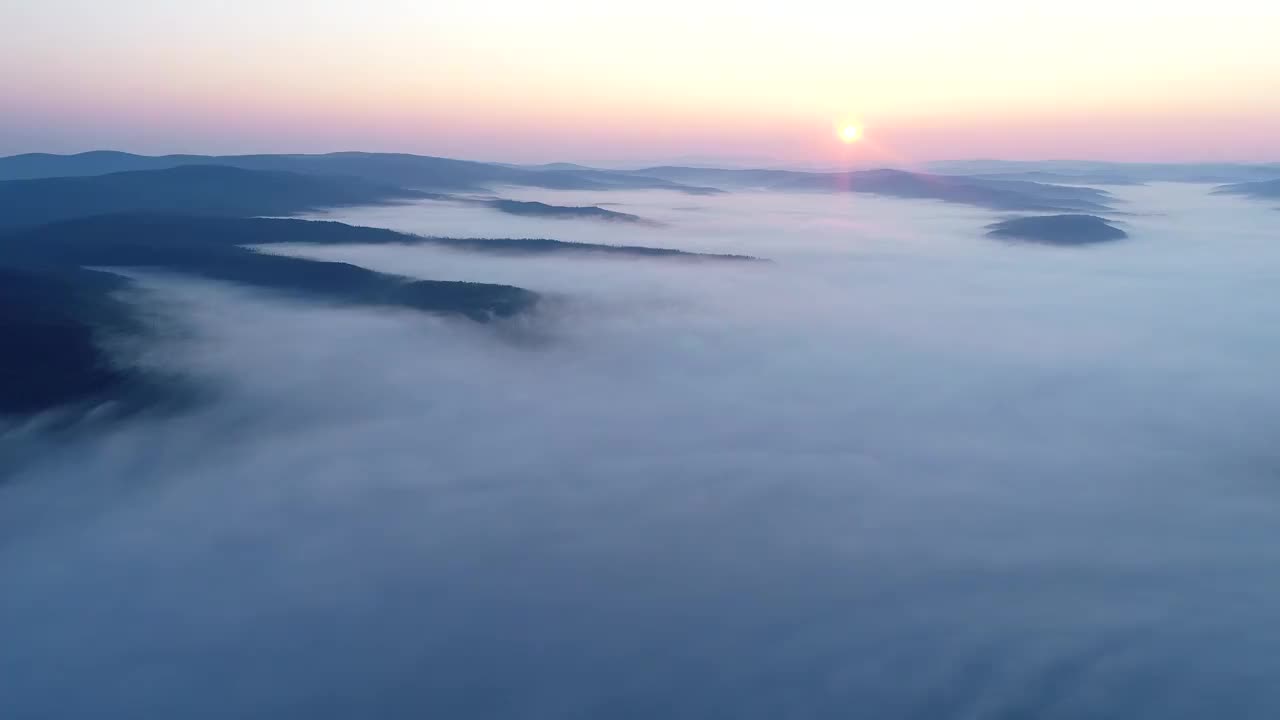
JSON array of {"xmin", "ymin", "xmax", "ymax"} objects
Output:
[{"xmin": 3, "ymin": 183, "xmax": 1279, "ymax": 718}]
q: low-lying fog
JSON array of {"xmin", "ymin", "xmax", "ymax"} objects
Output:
[{"xmin": 4, "ymin": 184, "xmax": 1280, "ymax": 718}]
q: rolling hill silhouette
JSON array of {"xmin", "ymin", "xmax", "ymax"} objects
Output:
[
  {"xmin": 631, "ymin": 166, "xmax": 1114, "ymax": 211},
  {"xmin": 0, "ymin": 151, "xmax": 720, "ymax": 194},
  {"xmin": 0, "ymin": 165, "xmax": 431, "ymax": 230},
  {"xmin": 986, "ymin": 214, "xmax": 1128, "ymax": 245}
]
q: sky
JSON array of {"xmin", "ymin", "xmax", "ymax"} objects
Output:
[{"xmin": 3, "ymin": 0, "xmax": 1279, "ymax": 165}]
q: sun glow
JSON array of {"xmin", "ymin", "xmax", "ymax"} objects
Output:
[{"xmin": 840, "ymin": 125, "xmax": 863, "ymax": 143}]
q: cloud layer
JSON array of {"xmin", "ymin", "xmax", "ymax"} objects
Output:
[{"xmin": 4, "ymin": 185, "xmax": 1280, "ymax": 718}]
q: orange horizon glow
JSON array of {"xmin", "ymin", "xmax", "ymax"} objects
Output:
[{"xmin": 3, "ymin": 2, "xmax": 1279, "ymax": 164}]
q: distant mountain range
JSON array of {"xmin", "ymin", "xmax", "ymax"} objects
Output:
[
  {"xmin": 926, "ymin": 159, "xmax": 1280, "ymax": 186},
  {"xmin": 632, "ymin": 166, "xmax": 1114, "ymax": 212},
  {"xmin": 0, "ymin": 150, "xmax": 721, "ymax": 194},
  {"xmin": 0, "ymin": 165, "xmax": 433, "ymax": 230},
  {"xmin": 0, "ymin": 151, "xmax": 1130, "ymax": 213}
]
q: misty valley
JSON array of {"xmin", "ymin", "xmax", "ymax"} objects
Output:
[{"xmin": 3, "ymin": 153, "xmax": 1280, "ymax": 718}]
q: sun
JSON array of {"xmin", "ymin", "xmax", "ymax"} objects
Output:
[{"xmin": 840, "ymin": 125, "xmax": 863, "ymax": 143}]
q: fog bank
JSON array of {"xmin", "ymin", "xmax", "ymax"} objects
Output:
[{"xmin": 4, "ymin": 184, "xmax": 1280, "ymax": 718}]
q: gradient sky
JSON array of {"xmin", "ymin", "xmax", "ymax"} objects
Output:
[{"xmin": 4, "ymin": 0, "xmax": 1279, "ymax": 165}]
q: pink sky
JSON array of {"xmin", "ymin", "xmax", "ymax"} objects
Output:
[{"xmin": 5, "ymin": 1, "xmax": 1279, "ymax": 165}]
